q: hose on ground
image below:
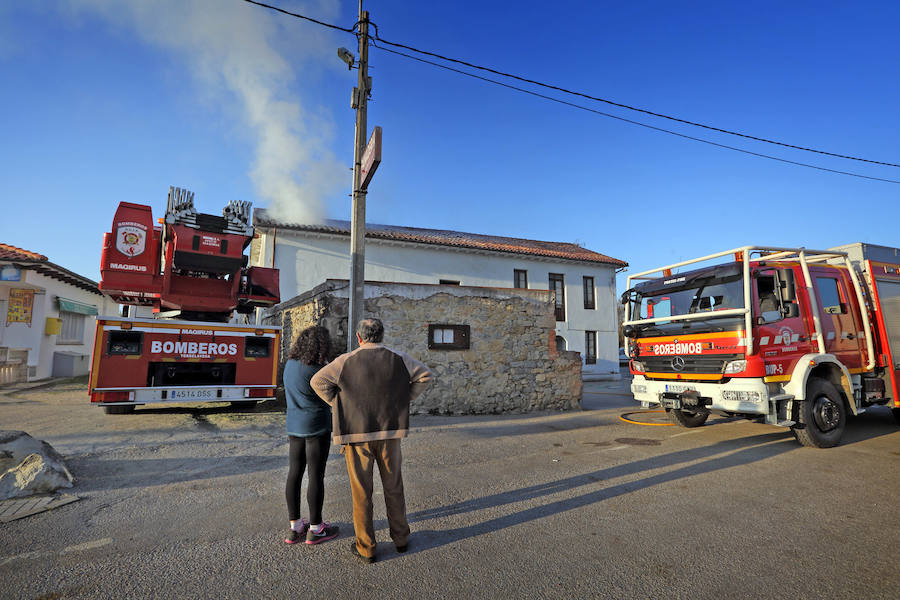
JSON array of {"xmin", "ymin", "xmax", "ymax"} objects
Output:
[{"xmin": 619, "ymin": 410, "xmax": 675, "ymax": 427}]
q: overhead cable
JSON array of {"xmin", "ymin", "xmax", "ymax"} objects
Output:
[
  {"xmin": 371, "ymin": 34, "xmax": 900, "ymax": 169},
  {"xmin": 372, "ymin": 42, "xmax": 900, "ymax": 185},
  {"xmin": 242, "ymin": 0, "xmax": 900, "ymax": 178}
]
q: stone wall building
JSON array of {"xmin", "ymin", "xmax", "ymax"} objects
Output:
[{"xmin": 266, "ymin": 280, "xmax": 583, "ymax": 415}]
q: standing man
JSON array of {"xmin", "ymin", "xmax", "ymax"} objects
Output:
[{"xmin": 311, "ymin": 318, "xmax": 433, "ymax": 563}]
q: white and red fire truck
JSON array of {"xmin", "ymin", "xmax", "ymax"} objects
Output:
[
  {"xmin": 89, "ymin": 187, "xmax": 281, "ymax": 414},
  {"xmin": 622, "ymin": 243, "xmax": 900, "ymax": 447}
]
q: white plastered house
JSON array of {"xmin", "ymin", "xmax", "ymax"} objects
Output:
[
  {"xmin": 250, "ymin": 211, "xmax": 627, "ymax": 379},
  {"xmin": 1, "ymin": 244, "xmax": 117, "ymax": 383}
]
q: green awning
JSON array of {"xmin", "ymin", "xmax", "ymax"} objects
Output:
[{"xmin": 57, "ymin": 297, "xmax": 98, "ymax": 316}]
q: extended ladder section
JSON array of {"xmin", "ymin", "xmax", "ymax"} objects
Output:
[{"xmin": 624, "ymin": 245, "xmax": 875, "ymax": 369}]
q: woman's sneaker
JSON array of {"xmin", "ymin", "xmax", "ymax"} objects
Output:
[
  {"xmin": 305, "ymin": 522, "xmax": 339, "ymax": 545},
  {"xmin": 285, "ymin": 519, "xmax": 310, "ymax": 544}
]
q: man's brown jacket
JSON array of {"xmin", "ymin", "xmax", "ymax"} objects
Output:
[{"xmin": 310, "ymin": 343, "xmax": 433, "ymax": 445}]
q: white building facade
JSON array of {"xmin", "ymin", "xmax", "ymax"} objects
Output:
[
  {"xmin": 251, "ymin": 212, "xmax": 627, "ymax": 378},
  {"xmin": 1, "ymin": 244, "xmax": 117, "ymax": 383}
]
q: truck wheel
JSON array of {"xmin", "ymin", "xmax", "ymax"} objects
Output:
[
  {"xmin": 669, "ymin": 408, "xmax": 709, "ymax": 428},
  {"xmin": 792, "ymin": 379, "xmax": 846, "ymax": 448},
  {"xmin": 891, "ymin": 408, "xmax": 900, "ymax": 425},
  {"xmin": 103, "ymin": 405, "xmax": 135, "ymax": 415}
]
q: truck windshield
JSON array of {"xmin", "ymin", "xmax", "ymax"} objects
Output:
[{"xmin": 631, "ymin": 264, "xmax": 744, "ymax": 322}]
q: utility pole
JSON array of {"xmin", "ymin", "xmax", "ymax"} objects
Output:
[{"xmin": 348, "ymin": 2, "xmax": 369, "ymax": 351}]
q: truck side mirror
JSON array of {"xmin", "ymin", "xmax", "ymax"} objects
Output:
[{"xmin": 778, "ymin": 269, "xmax": 796, "ymax": 302}]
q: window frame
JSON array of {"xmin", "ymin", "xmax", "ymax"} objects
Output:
[
  {"xmin": 514, "ymin": 269, "xmax": 528, "ymax": 289},
  {"xmin": 583, "ymin": 276, "xmax": 595, "ymax": 310},
  {"xmin": 815, "ymin": 276, "xmax": 846, "ymax": 314},
  {"xmin": 549, "ymin": 273, "xmax": 566, "ymax": 321},
  {"xmin": 427, "ymin": 324, "xmax": 471, "ymax": 350},
  {"xmin": 584, "ymin": 330, "xmax": 597, "ymax": 364},
  {"xmin": 58, "ymin": 310, "xmax": 86, "ymax": 345}
]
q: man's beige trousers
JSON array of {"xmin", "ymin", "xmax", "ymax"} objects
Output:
[{"xmin": 344, "ymin": 439, "xmax": 411, "ymax": 557}]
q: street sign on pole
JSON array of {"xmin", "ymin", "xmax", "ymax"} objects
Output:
[{"xmin": 360, "ymin": 126, "xmax": 382, "ymax": 191}]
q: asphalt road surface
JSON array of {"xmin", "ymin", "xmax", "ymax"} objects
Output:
[{"xmin": 1, "ymin": 375, "xmax": 898, "ymax": 599}]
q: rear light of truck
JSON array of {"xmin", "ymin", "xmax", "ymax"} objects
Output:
[
  {"xmin": 244, "ymin": 388, "xmax": 274, "ymax": 398},
  {"xmin": 244, "ymin": 336, "xmax": 271, "ymax": 358},
  {"xmin": 91, "ymin": 391, "xmax": 135, "ymax": 403},
  {"xmin": 107, "ymin": 330, "xmax": 143, "ymax": 355}
]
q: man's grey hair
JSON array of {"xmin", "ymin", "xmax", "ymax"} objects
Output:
[{"xmin": 357, "ymin": 318, "xmax": 384, "ymax": 344}]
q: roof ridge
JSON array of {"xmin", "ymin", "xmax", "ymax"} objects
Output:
[
  {"xmin": 0, "ymin": 243, "xmax": 48, "ymax": 262},
  {"xmin": 253, "ymin": 209, "xmax": 627, "ymax": 267}
]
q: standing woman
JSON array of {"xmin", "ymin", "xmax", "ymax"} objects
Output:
[{"xmin": 283, "ymin": 326, "xmax": 339, "ymax": 545}]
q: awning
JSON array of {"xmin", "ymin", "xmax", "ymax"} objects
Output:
[{"xmin": 57, "ymin": 297, "xmax": 98, "ymax": 316}]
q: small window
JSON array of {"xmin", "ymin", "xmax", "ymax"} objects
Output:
[
  {"xmin": 514, "ymin": 269, "xmax": 528, "ymax": 289},
  {"xmin": 549, "ymin": 274, "xmax": 565, "ymax": 321},
  {"xmin": 583, "ymin": 276, "xmax": 595, "ymax": 310},
  {"xmin": 555, "ymin": 336, "xmax": 567, "ymax": 352},
  {"xmin": 428, "ymin": 324, "xmax": 470, "ymax": 350},
  {"xmin": 59, "ymin": 311, "xmax": 86, "ymax": 344},
  {"xmin": 584, "ymin": 331, "xmax": 597, "ymax": 364},
  {"xmin": 439, "ymin": 279, "xmax": 460, "ymax": 285},
  {"xmin": 815, "ymin": 277, "xmax": 845, "ymax": 314}
]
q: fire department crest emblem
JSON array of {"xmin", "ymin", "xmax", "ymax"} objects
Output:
[{"xmin": 116, "ymin": 225, "xmax": 146, "ymax": 257}]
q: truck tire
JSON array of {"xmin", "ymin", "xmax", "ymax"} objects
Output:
[
  {"xmin": 792, "ymin": 379, "xmax": 846, "ymax": 448},
  {"xmin": 103, "ymin": 405, "xmax": 135, "ymax": 415},
  {"xmin": 891, "ymin": 408, "xmax": 900, "ymax": 425},
  {"xmin": 668, "ymin": 408, "xmax": 709, "ymax": 428}
]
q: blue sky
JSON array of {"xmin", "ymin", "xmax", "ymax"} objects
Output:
[{"xmin": 2, "ymin": 1, "xmax": 898, "ymax": 292}]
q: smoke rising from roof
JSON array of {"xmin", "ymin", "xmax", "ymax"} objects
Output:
[{"xmin": 64, "ymin": 0, "xmax": 345, "ymax": 224}]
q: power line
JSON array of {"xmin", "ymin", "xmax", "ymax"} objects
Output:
[
  {"xmin": 242, "ymin": 0, "xmax": 355, "ymax": 33},
  {"xmin": 241, "ymin": 0, "xmax": 900, "ymax": 176},
  {"xmin": 371, "ymin": 42, "xmax": 900, "ymax": 185},
  {"xmin": 371, "ymin": 34, "xmax": 900, "ymax": 169}
]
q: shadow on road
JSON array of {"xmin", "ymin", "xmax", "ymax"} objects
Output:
[
  {"xmin": 383, "ymin": 432, "xmax": 796, "ymax": 560},
  {"xmin": 69, "ymin": 454, "xmax": 286, "ymax": 493}
]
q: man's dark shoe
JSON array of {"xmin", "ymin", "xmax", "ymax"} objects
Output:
[
  {"xmin": 395, "ymin": 543, "xmax": 408, "ymax": 553},
  {"xmin": 350, "ymin": 542, "xmax": 376, "ymax": 564}
]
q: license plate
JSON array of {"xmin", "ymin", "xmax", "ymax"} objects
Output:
[
  {"xmin": 169, "ymin": 389, "xmax": 215, "ymax": 400},
  {"xmin": 665, "ymin": 384, "xmax": 697, "ymax": 394}
]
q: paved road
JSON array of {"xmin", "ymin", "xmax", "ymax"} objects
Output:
[{"xmin": 1, "ymin": 376, "xmax": 898, "ymax": 599}]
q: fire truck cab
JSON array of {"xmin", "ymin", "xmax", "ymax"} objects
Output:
[{"xmin": 622, "ymin": 244, "xmax": 900, "ymax": 447}]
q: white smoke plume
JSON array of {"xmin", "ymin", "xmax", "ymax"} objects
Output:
[{"xmin": 62, "ymin": 0, "xmax": 346, "ymax": 224}]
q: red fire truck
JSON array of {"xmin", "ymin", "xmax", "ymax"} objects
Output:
[
  {"xmin": 622, "ymin": 243, "xmax": 900, "ymax": 447},
  {"xmin": 89, "ymin": 187, "xmax": 281, "ymax": 414}
]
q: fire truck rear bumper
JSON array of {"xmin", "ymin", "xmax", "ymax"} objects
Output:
[
  {"xmin": 91, "ymin": 385, "xmax": 275, "ymax": 405},
  {"xmin": 630, "ymin": 375, "xmax": 769, "ymax": 415}
]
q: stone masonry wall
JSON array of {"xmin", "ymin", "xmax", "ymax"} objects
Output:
[{"xmin": 267, "ymin": 280, "xmax": 582, "ymax": 414}]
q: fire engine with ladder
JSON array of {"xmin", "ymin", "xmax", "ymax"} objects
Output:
[
  {"xmin": 622, "ymin": 243, "xmax": 900, "ymax": 447},
  {"xmin": 89, "ymin": 187, "xmax": 281, "ymax": 414}
]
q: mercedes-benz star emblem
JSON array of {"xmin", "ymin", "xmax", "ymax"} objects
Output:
[{"xmin": 671, "ymin": 356, "xmax": 686, "ymax": 371}]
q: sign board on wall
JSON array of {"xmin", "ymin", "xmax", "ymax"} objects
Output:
[
  {"xmin": 0, "ymin": 265, "xmax": 21, "ymax": 281},
  {"xmin": 6, "ymin": 289, "xmax": 34, "ymax": 326}
]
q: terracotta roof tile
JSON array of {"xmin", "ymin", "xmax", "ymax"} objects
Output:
[
  {"xmin": 254, "ymin": 210, "xmax": 627, "ymax": 267},
  {"xmin": 1, "ymin": 243, "xmax": 99, "ymax": 293},
  {"xmin": 0, "ymin": 243, "xmax": 47, "ymax": 262}
]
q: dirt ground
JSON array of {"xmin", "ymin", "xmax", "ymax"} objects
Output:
[{"xmin": 1, "ymin": 376, "xmax": 899, "ymax": 599}]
